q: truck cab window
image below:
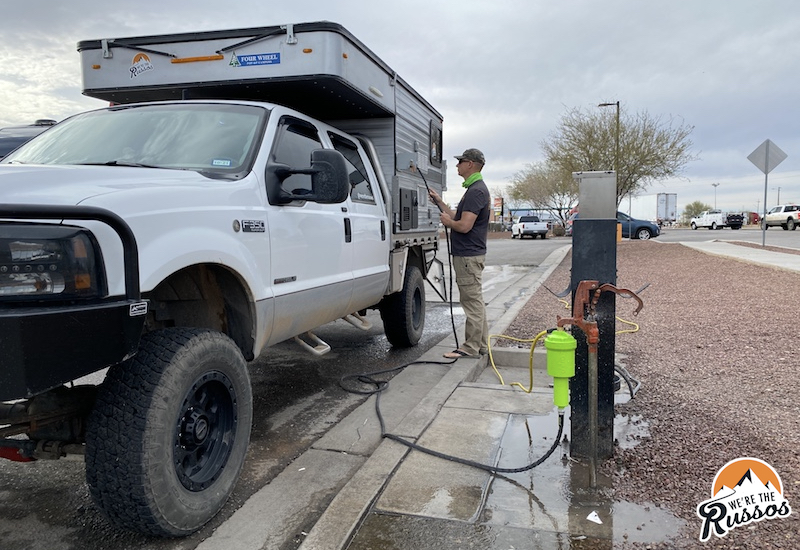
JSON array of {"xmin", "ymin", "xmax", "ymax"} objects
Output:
[
  {"xmin": 329, "ymin": 133, "xmax": 374, "ymax": 204},
  {"xmin": 271, "ymin": 118, "xmax": 322, "ymax": 195}
]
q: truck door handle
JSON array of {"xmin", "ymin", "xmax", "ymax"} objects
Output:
[
  {"xmin": 380, "ymin": 220, "xmax": 386, "ymax": 241},
  {"xmin": 344, "ymin": 218, "xmax": 352, "ymax": 243}
]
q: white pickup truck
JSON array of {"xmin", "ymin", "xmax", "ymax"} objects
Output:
[
  {"xmin": 690, "ymin": 209, "xmax": 743, "ymax": 230},
  {"xmin": 511, "ymin": 215, "xmax": 550, "ymax": 239},
  {"xmin": 763, "ymin": 204, "xmax": 800, "ymax": 230},
  {"xmin": 0, "ymin": 22, "xmax": 446, "ymax": 537}
]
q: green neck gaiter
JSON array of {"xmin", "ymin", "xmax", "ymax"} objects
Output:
[{"xmin": 462, "ymin": 172, "xmax": 483, "ymax": 189}]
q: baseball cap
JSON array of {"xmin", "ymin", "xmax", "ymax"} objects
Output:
[{"xmin": 454, "ymin": 148, "xmax": 485, "ymax": 165}]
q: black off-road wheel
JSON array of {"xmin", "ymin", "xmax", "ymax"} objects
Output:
[
  {"xmin": 85, "ymin": 328, "xmax": 253, "ymax": 537},
  {"xmin": 379, "ymin": 264, "xmax": 425, "ymax": 347}
]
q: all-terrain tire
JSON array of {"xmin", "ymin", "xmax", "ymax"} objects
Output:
[
  {"xmin": 85, "ymin": 328, "xmax": 253, "ymax": 537},
  {"xmin": 379, "ymin": 265, "xmax": 425, "ymax": 347}
]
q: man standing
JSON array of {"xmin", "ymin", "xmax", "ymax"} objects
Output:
[{"xmin": 428, "ymin": 148, "xmax": 491, "ymax": 359}]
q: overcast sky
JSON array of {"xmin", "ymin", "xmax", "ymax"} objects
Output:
[{"xmin": 1, "ymin": 0, "xmax": 797, "ymax": 214}]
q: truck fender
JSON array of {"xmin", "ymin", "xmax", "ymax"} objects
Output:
[{"xmin": 138, "ymin": 227, "xmax": 267, "ymax": 300}]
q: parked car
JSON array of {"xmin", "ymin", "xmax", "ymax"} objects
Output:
[
  {"xmin": 762, "ymin": 204, "xmax": 800, "ymax": 230},
  {"xmin": 511, "ymin": 215, "xmax": 549, "ymax": 239},
  {"xmin": 566, "ymin": 211, "xmax": 660, "ymax": 240},
  {"xmin": 0, "ymin": 119, "xmax": 57, "ymax": 158}
]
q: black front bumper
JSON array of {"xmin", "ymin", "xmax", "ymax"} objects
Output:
[
  {"xmin": 0, "ymin": 204, "xmax": 146, "ymax": 401},
  {"xmin": 0, "ymin": 300, "xmax": 146, "ymax": 400}
]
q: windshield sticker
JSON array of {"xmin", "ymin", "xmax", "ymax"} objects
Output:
[
  {"xmin": 229, "ymin": 52, "xmax": 280, "ymax": 67},
  {"xmin": 211, "ymin": 158, "xmax": 233, "ymax": 167},
  {"xmin": 130, "ymin": 53, "xmax": 154, "ymax": 79}
]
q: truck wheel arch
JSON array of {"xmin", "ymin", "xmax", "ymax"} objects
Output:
[{"xmin": 145, "ymin": 264, "xmax": 256, "ymax": 361}]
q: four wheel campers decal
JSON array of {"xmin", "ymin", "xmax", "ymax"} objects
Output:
[{"xmin": 229, "ymin": 52, "xmax": 280, "ymax": 67}]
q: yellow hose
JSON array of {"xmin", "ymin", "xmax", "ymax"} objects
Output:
[{"xmin": 487, "ymin": 330, "xmax": 548, "ymax": 393}]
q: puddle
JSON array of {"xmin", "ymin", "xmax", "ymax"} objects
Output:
[
  {"xmin": 483, "ymin": 411, "xmax": 684, "ymax": 546},
  {"xmin": 614, "ymin": 413, "xmax": 650, "ymax": 450}
]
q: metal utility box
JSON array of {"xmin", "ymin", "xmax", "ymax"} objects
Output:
[
  {"xmin": 573, "ymin": 171, "xmax": 616, "ymax": 219},
  {"xmin": 77, "ymin": 21, "xmax": 445, "ymax": 237}
]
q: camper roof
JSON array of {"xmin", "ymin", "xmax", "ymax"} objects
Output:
[{"xmin": 78, "ymin": 21, "xmax": 440, "ymax": 121}]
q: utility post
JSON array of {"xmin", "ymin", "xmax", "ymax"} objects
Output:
[{"xmin": 570, "ymin": 171, "xmax": 617, "ymax": 461}]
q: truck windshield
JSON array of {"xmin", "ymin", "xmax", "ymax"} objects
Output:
[{"xmin": 2, "ymin": 103, "xmax": 268, "ymax": 179}]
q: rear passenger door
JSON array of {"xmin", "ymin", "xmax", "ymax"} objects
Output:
[
  {"xmin": 265, "ymin": 116, "xmax": 353, "ymax": 343},
  {"xmin": 328, "ymin": 132, "xmax": 390, "ymax": 312}
]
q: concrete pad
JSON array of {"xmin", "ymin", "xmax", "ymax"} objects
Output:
[
  {"xmin": 389, "ymin": 358, "xmax": 485, "ymax": 438},
  {"xmin": 196, "ymin": 449, "xmax": 365, "ymax": 550},
  {"xmin": 446, "ymin": 385, "xmax": 554, "ymax": 415},
  {"xmin": 475, "ymin": 364, "xmax": 552, "ymax": 389},
  {"xmin": 489, "ymin": 346, "xmax": 547, "ymax": 368},
  {"xmin": 375, "ymin": 407, "xmax": 507, "ymax": 521},
  {"xmin": 682, "ymin": 241, "xmax": 800, "ymax": 273},
  {"xmin": 314, "ymin": 362, "xmax": 450, "ymax": 455}
]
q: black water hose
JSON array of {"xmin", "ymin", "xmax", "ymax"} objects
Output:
[{"xmin": 340, "ymin": 363, "xmax": 564, "ymax": 474}]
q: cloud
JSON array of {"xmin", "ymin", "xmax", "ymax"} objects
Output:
[{"xmin": 1, "ymin": 0, "xmax": 798, "ymax": 212}]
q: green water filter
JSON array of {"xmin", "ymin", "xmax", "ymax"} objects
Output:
[{"xmin": 545, "ymin": 330, "xmax": 577, "ymax": 408}]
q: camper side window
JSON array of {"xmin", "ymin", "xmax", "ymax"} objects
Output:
[
  {"xmin": 271, "ymin": 118, "xmax": 322, "ymax": 195},
  {"xmin": 329, "ymin": 133, "xmax": 375, "ymax": 204}
]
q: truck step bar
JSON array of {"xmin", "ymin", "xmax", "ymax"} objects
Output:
[
  {"xmin": 293, "ymin": 331, "xmax": 331, "ymax": 356},
  {"xmin": 342, "ymin": 312, "xmax": 372, "ymax": 331}
]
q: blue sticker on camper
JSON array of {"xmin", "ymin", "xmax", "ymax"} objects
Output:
[{"xmin": 229, "ymin": 52, "xmax": 281, "ymax": 67}]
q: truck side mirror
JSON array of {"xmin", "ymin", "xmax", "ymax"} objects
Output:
[
  {"xmin": 309, "ymin": 149, "xmax": 350, "ymax": 204},
  {"xmin": 266, "ymin": 149, "xmax": 350, "ymax": 205}
]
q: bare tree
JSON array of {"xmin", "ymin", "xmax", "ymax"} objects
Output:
[
  {"xmin": 682, "ymin": 200, "xmax": 712, "ymax": 223},
  {"xmin": 508, "ymin": 161, "xmax": 577, "ymax": 224},
  {"xmin": 541, "ymin": 105, "xmax": 697, "ymax": 205}
]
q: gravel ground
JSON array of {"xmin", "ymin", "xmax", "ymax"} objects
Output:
[{"xmin": 501, "ymin": 240, "xmax": 799, "ymax": 549}]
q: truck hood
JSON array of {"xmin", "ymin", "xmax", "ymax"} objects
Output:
[{"xmin": 0, "ymin": 164, "xmax": 231, "ymax": 206}]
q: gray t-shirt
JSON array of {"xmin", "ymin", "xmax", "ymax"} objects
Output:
[{"xmin": 451, "ymin": 179, "xmax": 490, "ymax": 257}]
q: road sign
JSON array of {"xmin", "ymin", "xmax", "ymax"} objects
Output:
[
  {"xmin": 748, "ymin": 139, "xmax": 787, "ymax": 174},
  {"xmin": 748, "ymin": 139, "xmax": 788, "ymax": 246}
]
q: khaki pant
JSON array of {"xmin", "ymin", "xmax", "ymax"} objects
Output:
[{"xmin": 453, "ymin": 255, "xmax": 488, "ymax": 355}]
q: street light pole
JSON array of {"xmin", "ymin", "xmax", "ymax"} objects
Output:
[{"xmin": 712, "ymin": 183, "xmax": 719, "ymax": 209}]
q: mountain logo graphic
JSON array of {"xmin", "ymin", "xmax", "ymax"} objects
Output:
[
  {"xmin": 696, "ymin": 457, "xmax": 792, "ymax": 541},
  {"xmin": 129, "ymin": 53, "xmax": 154, "ymax": 79}
]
